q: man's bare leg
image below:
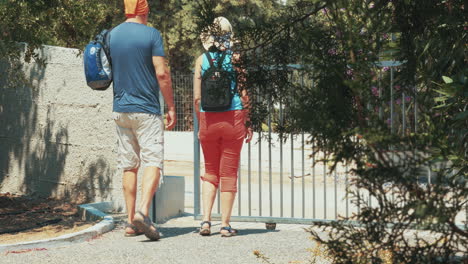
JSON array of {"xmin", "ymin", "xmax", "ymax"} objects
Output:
[
  {"xmin": 123, "ymin": 168, "xmax": 138, "ymax": 233},
  {"xmin": 131, "ymin": 166, "xmax": 161, "ymax": 240},
  {"xmin": 138, "ymin": 166, "xmax": 161, "ymax": 216}
]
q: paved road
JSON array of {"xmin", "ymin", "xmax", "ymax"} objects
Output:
[{"xmin": 1, "ymin": 215, "xmax": 331, "ymax": 264}]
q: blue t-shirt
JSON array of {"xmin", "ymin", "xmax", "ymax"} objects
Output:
[
  {"xmin": 110, "ymin": 22, "xmax": 165, "ymax": 114},
  {"xmin": 200, "ymin": 51, "xmax": 243, "ymax": 112}
]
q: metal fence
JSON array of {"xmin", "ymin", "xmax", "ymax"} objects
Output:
[
  {"xmin": 172, "ymin": 74, "xmax": 194, "ymax": 132},
  {"xmin": 185, "ymin": 62, "xmax": 466, "ymax": 227},
  {"xmin": 191, "ymin": 62, "xmax": 397, "ymax": 224}
]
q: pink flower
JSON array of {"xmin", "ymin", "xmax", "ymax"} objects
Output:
[
  {"xmin": 405, "ymin": 96, "xmax": 411, "ymax": 102},
  {"xmin": 396, "ymin": 98, "xmax": 401, "ymax": 105},
  {"xmin": 371, "ymin": 86, "xmax": 379, "ymax": 97}
]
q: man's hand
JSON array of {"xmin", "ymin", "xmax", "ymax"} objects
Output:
[
  {"xmin": 165, "ymin": 108, "xmax": 176, "ymax": 130},
  {"xmin": 153, "ymin": 56, "xmax": 176, "ymax": 130}
]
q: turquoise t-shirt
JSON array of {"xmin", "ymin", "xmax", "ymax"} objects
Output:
[
  {"xmin": 110, "ymin": 22, "xmax": 165, "ymax": 115},
  {"xmin": 200, "ymin": 51, "xmax": 243, "ymax": 112}
]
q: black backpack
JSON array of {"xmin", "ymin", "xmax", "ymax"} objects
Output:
[{"xmin": 201, "ymin": 52, "xmax": 235, "ymax": 111}]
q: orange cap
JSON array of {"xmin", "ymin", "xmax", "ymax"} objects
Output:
[{"xmin": 124, "ymin": 0, "xmax": 149, "ymax": 18}]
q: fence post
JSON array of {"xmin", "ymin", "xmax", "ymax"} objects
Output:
[{"xmin": 194, "ymin": 111, "xmax": 201, "ymax": 216}]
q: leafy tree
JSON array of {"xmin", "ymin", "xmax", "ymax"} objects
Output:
[
  {"xmin": 149, "ymin": 0, "xmax": 281, "ymax": 72},
  {"xmin": 0, "ymin": 0, "xmax": 122, "ymax": 61},
  {"xmin": 0, "ymin": 0, "xmax": 280, "ymax": 71},
  {"xmin": 192, "ymin": 0, "xmax": 467, "ymax": 262}
]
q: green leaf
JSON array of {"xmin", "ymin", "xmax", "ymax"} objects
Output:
[
  {"xmin": 433, "ymin": 97, "xmax": 447, "ymax": 103},
  {"xmin": 453, "ymin": 111, "xmax": 468, "ymax": 121},
  {"xmin": 421, "ymin": 42, "xmax": 430, "ymax": 55},
  {"xmin": 442, "ymin": 76, "xmax": 453, "ymax": 84},
  {"xmin": 433, "ymin": 89, "xmax": 453, "ymax": 96}
]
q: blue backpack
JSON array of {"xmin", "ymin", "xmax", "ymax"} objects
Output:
[{"xmin": 84, "ymin": 29, "xmax": 112, "ymax": 90}]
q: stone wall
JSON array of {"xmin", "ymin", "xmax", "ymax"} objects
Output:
[{"xmin": 0, "ymin": 45, "xmax": 122, "ymax": 206}]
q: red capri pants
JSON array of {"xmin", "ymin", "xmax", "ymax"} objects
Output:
[{"xmin": 199, "ymin": 110, "xmax": 246, "ymax": 192}]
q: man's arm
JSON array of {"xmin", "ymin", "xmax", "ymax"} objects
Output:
[{"xmin": 153, "ymin": 56, "xmax": 176, "ymax": 130}]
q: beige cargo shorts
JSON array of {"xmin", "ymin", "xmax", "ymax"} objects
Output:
[{"xmin": 113, "ymin": 112, "xmax": 164, "ymax": 171}]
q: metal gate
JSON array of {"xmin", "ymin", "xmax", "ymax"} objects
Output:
[{"xmin": 191, "ymin": 61, "xmax": 464, "ymax": 227}]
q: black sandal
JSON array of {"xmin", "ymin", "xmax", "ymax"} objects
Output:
[
  {"xmin": 132, "ymin": 211, "xmax": 160, "ymax": 241},
  {"xmin": 199, "ymin": 221, "xmax": 211, "ymax": 236},
  {"xmin": 220, "ymin": 225, "xmax": 238, "ymax": 237},
  {"xmin": 124, "ymin": 223, "xmax": 144, "ymax": 237}
]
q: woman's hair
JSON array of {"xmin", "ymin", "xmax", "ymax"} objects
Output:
[{"xmin": 208, "ymin": 45, "xmax": 220, "ymax": 52}]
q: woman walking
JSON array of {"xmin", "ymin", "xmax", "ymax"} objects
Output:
[{"xmin": 193, "ymin": 17, "xmax": 253, "ymax": 237}]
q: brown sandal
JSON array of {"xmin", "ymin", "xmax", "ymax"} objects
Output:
[
  {"xmin": 132, "ymin": 211, "xmax": 160, "ymax": 241},
  {"xmin": 220, "ymin": 225, "xmax": 238, "ymax": 237},
  {"xmin": 124, "ymin": 223, "xmax": 144, "ymax": 237},
  {"xmin": 199, "ymin": 221, "xmax": 211, "ymax": 236}
]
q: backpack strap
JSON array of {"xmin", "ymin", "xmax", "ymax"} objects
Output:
[
  {"xmin": 205, "ymin": 52, "xmax": 215, "ymax": 68},
  {"xmin": 217, "ymin": 52, "xmax": 227, "ymax": 70},
  {"xmin": 205, "ymin": 51, "xmax": 227, "ymax": 70},
  {"xmin": 105, "ymin": 28, "xmax": 114, "ymax": 66},
  {"xmin": 95, "ymin": 28, "xmax": 114, "ymax": 66}
]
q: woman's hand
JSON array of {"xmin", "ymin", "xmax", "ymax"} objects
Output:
[{"xmin": 245, "ymin": 127, "xmax": 253, "ymax": 143}]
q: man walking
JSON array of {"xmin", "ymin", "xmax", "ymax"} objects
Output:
[{"xmin": 110, "ymin": 0, "xmax": 176, "ymax": 240}]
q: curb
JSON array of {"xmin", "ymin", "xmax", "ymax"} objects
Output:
[{"xmin": 0, "ymin": 202, "xmax": 115, "ymax": 253}]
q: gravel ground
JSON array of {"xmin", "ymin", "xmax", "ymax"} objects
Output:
[{"xmin": 1, "ymin": 215, "xmax": 330, "ymax": 264}]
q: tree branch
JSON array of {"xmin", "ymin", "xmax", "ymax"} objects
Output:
[{"xmin": 237, "ymin": 2, "xmax": 327, "ymax": 52}]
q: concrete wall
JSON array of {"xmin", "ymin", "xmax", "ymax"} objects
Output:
[{"xmin": 0, "ymin": 45, "xmax": 122, "ymax": 205}]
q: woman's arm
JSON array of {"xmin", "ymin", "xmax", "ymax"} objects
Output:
[
  {"xmin": 232, "ymin": 52, "xmax": 253, "ymax": 143},
  {"xmin": 193, "ymin": 55, "xmax": 203, "ymax": 124}
]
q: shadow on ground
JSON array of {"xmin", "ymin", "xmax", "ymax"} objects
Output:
[{"xmin": 136, "ymin": 227, "xmax": 279, "ymax": 241}]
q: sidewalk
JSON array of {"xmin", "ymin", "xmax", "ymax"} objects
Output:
[{"xmin": 1, "ymin": 214, "xmax": 329, "ymax": 264}]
